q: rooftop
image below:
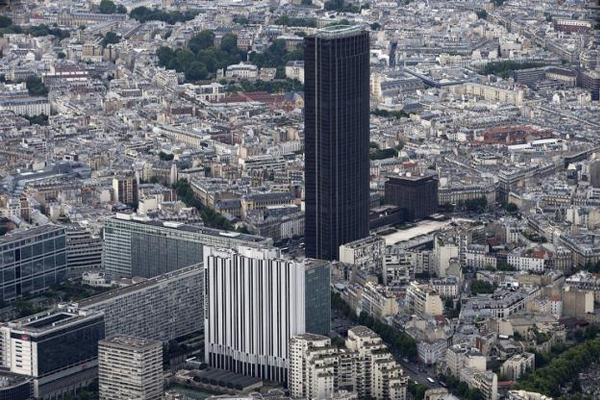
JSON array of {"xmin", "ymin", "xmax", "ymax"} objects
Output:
[
  {"xmin": 100, "ymin": 335, "xmax": 162, "ymax": 350},
  {"xmin": 315, "ymin": 24, "xmax": 366, "ymax": 39}
]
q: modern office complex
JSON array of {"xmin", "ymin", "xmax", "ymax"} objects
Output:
[
  {"xmin": 0, "ymin": 224, "xmax": 67, "ymax": 302},
  {"xmin": 0, "ymin": 372, "xmax": 33, "ymax": 400},
  {"xmin": 103, "ymin": 213, "xmax": 271, "ymax": 278},
  {"xmin": 204, "ymin": 246, "xmax": 330, "ymax": 384},
  {"xmin": 304, "ymin": 25, "xmax": 371, "ymax": 260},
  {"xmin": 98, "ymin": 336, "xmax": 163, "ymax": 400},
  {"xmin": 0, "ymin": 307, "xmax": 105, "ymax": 399},
  {"xmin": 72, "ymin": 264, "xmax": 203, "ymax": 343},
  {"xmin": 385, "ymin": 174, "xmax": 439, "ymax": 220}
]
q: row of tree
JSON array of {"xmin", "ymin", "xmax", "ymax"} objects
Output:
[
  {"xmin": 482, "ymin": 61, "xmax": 545, "ymax": 79},
  {"xmin": 331, "ymin": 292, "xmax": 418, "ymax": 360},
  {"xmin": 515, "ymin": 328, "xmax": 600, "ymax": 397},
  {"xmin": 130, "ymin": 6, "xmax": 199, "ymax": 24},
  {"xmin": 173, "ymin": 179, "xmax": 234, "ymax": 231},
  {"xmin": 0, "ymin": 18, "xmax": 70, "ymax": 40},
  {"xmin": 157, "ymin": 31, "xmax": 246, "ymax": 82}
]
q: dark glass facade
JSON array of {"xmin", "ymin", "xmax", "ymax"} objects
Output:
[
  {"xmin": 0, "ymin": 225, "xmax": 67, "ymax": 302},
  {"xmin": 304, "ymin": 26, "xmax": 371, "ymax": 260},
  {"xmin": 385, "ymin": 175, "xmax": 438, "ymax": 220},
  {"xmin": 304, "ymin": 262, "xmax": 331, "ymax": 335},
  {"xmin": 14, "ymin": 313, "xmax": 105, "ymax": 377}
]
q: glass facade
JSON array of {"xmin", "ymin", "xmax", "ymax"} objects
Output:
[
  {"xmin": 17, "ymin": 315, "xmax": 105, "ymax": 377},
  {"xmin": 0, "ymin": 225, "xmax": 67, "ymax": 302},
  {"xmin": 304, "ymin": 262, "xmax": 331, "ymax": 335},
  {"xmin": 104, "ymin": 218, "xmax": 270, "ymax": 278},
  {"xmin": 304, "ymin": 27, "xmax": 371, "ymax": 260}
]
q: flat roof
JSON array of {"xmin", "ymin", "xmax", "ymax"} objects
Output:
[
  {"xmin": 315, "ymin": 24, "xmax": 365, "ymax": 39},
  {"xmin": 75, "ymin": 264, "xmax": 202, "ymax": 308},
  {"xmin": 0, "ymin": 224, "xmax": 63, "ymax": 246},
  {"xmin": 100, "ymin": 335, "xmax": 161, "ymax": 350},
  {"xmin": 111, "ymin": 215, "xmax": 269, "ymax": 244}
]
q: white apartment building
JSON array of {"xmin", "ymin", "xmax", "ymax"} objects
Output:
[
  {"xmin": 346, "ymin": 326, "xmax": 407, "ymax": 400},
  {"xmin": 465, "ymin": 244, "xmax": 497, "ymax": 270},
  {"xmin": 289, "ymin": 334, "xmax": 338, "ymax": 399},
  {"xmin": 430, "ymin": 277, "xmax": 460, "ymax": 299},
  {"xmin": 285, "ymin": 60, "xmax": 304, "ymax": 83},
  {"xmin": 405, "ymin": 282, "xmax": 444, "ymax": 317},
  {"xmin": 446, "ymin": 344, "xmax": 486, "ymax": 378},
  {"xmin": 98, "ymin": 336, "xmax": 163, "ymax": 400},
  {"xmin": 434, "ymin": 237, "xmax": 459, "ymax": 278},
  {"xmin": 339, "ymin": 235, "xmax": 385, "ymax": 275},
  {"xmin": 462, "ymin": 368, "xmax": 498, "ymax": 400},
  {"xmin": 501, "ymin": 353, "xmax": 535, "ymax": 381}
]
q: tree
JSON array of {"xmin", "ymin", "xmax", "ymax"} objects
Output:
[
  {"xmin": 476, "ymin": 10, "xmax": 488, "ymax": 19},
  {"xmin": 220, "ymin": 33, "xmax": 238, "ymax": 54},
  {"xmin": 0, "ymin": 15, "xmax": 12, "ymax": 29},
  {"xmin": 99, "ymin": 0, "xmax": 117, "ymax": 14},
  {"xmin": 25, "ymin": 76, "xmax": 48, "ymax": 96},
  {"xmin": 57, "ymin": 51, "xmax": 66, "ymax": 59},
  {"xmin": 185, "ymin": 61, "xmax": 209, "ymax": 81},
  {"xmin": 188, "ymin": 30, "xmax": 215, "ymax": 54},
  {"xmin": 370, "ymin": 22, "xmax": 381, "ymax": 31},
  {"xmin": 471, "ymin": 280, "xmax": 496, "ymax": 295},
  {"xmin": 506, "ymin": 202, "xmax": 518, "ymax": 212},
  {"xmin": 102, "ymin": 31, "xmax": 120, "ymax": 47}
]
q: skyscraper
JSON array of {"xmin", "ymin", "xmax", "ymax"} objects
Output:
[
  {"xmin": 203, "ymin": 246, "xmax": 330, "ymax": 384},
  {"xmin": 304, "ymin": 25, "xmax": 371, "ymax": 260}
]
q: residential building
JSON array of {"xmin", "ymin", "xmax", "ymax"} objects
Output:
[
  {"xmin": 346, "ymin": 326, "xmax": 407, "ymax": 400},
  {"xmin": 0, "ymin": 224, "xmax": 67, "ymax": 302},
  {"xmin": 406, "ymin": 282, "xmax": 444, "ymax": 317},
  {"xmin": 285, "ymin": 60, "xmax": 304, "ymax": 83},
  {"xmin": 446, "ymin": 344, "xmax": 486, "ymax": 378},
  {"xmin": 112, "ymin": 172, "xmax": 139, "ymax": 205},
  {"xmin": 72, "ymin": 264, "xmax": 204, "ymax": 343},
  {"xmin": 98, "ymin": 336, "xmax": 163, "ymax": 400},
  {"xmin": 339, "ymin": 235, "xmax": 385, "ymax": 274},
  {"xmin": 0, "ymin": 307, "xmax": 105, "ymax": 399},
  {"xmin": 501, "ymin": 353, "xmax": 535, "ymax": 381},
  {"xmin": 289, "ymin": 334, "xmax": 338, "ymax": 400},
  {"xmin": 461, "ymin": 368, "xmax": 498, "ymax": 400},
  {"xmin": 304, "ymin": 25, "xmax": 371, "ymax": 260},
  {"xmin": 203, "ymin": 246, "xmax": 330, "ymax": 383},
  {"xmin": 361, "ymin": 282, "xmax": 399, "ymax": 319}
]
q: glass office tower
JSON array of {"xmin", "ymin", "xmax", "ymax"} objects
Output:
[{"xmin": 304, "ymin": 25, "xmax": 371, "ymax": 260}]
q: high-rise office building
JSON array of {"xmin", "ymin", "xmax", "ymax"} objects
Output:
[
  {"xmin": 0, "ymin": 307, "xmax": 105, "ymax": 399},
  {"xmin": 72, "ymin": 264, "xmax": 203, "ymax": 343},
  {"xmin": 385, "ymin": 174, "xmax": 439, "ymax": 220},
  {"xmin": 103, "ymin": 213, "xmax": 271, "ymax": 278},
  {"xmin": 112, "ymin": 172, "xmax": 139, "ymax": 205},
  {"xmin": 98, "ymin": 336, "xmax": 163, "ymax": 400},
  {"xmin": 304, "ymin": 25, "xmax": 371, "ymax": 261},
  {"xmin": 0, "ymin": 224, "xmax": 67, "ymax": 302},
  {"xmin": 204, "ymin": 246, "xmax": 330, "ymax": 384}
]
